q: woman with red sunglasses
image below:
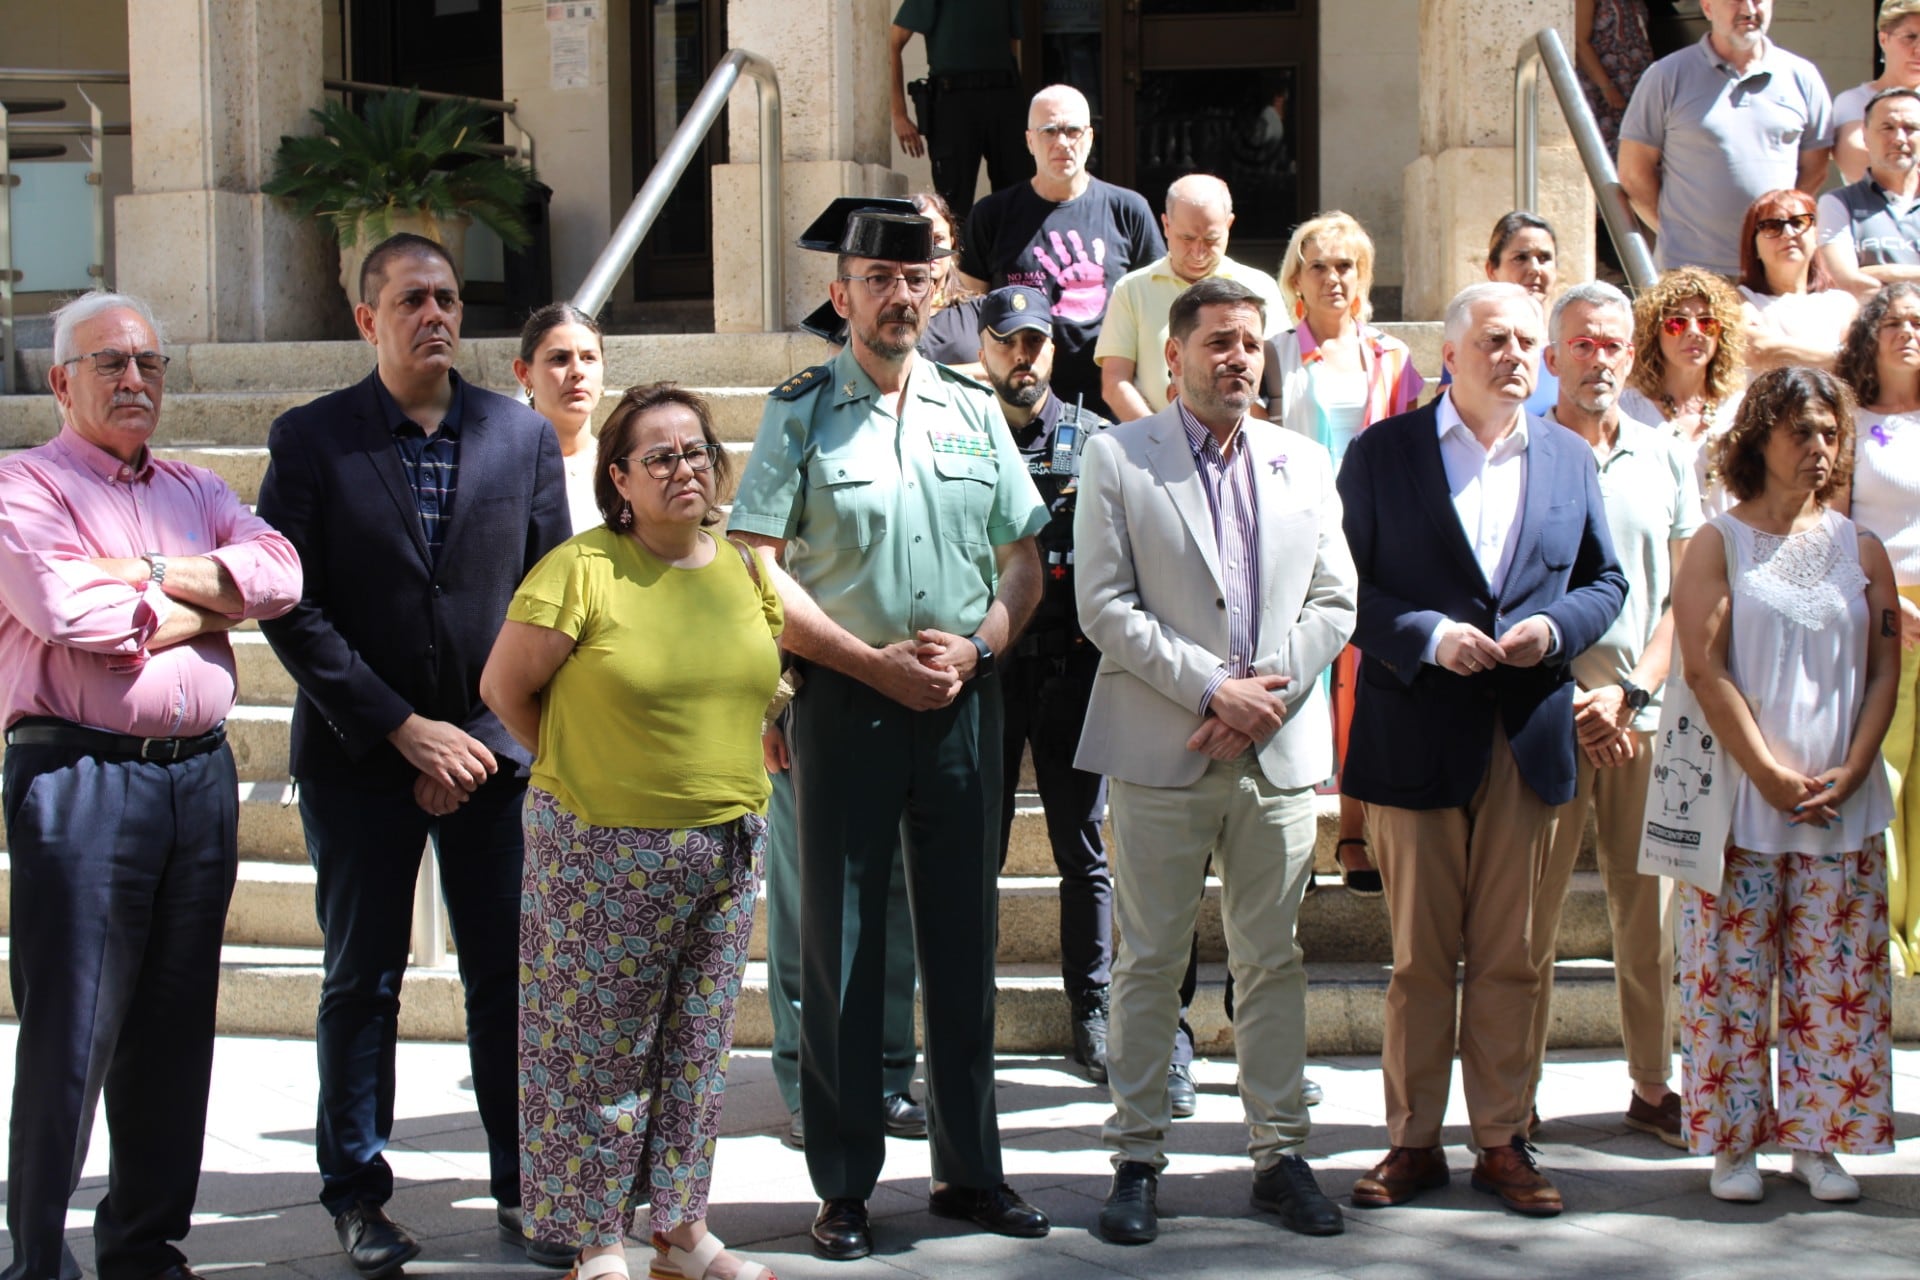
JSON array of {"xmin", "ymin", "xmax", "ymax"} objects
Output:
[
  {"xmin": 1621, "ymin": 266, "xmax": 1748, "ymax": 515},
  {"xmin": 1736, "ymin": 189, "xmax": 1857, "ymax": 377}
]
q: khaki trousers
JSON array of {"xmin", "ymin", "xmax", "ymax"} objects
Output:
[
  {"xmin": 1103, "ymin": 756, "xmax": 1317, "ymax": 1171},
  {"xmin": 1526, "ymin": 731, "xmax": 1675, "ymax": 1100},
  {"xmin": 1366, "ymin": 723, "xmax": 1558, "ymax": 1150}
]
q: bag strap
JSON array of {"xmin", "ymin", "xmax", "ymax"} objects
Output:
[{"xmin": 728, "ymin": 536, "xmax": 763, "ymax": 587}]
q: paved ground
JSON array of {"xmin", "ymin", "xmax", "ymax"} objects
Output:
[{"xmin": 11, "ymin": 1025, "xmax": 1920, "ymax": 1279}]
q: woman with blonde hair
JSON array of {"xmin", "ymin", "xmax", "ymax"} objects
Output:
[
  {"xmin": 1620, "ymin": 266, "xmax": 1748, "ymax": 510},
  {"xmin": 1833, "ymin": 0, "xmax": 1920, "ymax": 182},
  {"xmin": 1264, "ymin": 209, "xmax": 1424, "ymax": 895}
]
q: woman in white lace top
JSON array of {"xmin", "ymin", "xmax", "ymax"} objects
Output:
[{"xmin": 1671, "ymin": 367, "xmax": 1899, "ymax": 1206}]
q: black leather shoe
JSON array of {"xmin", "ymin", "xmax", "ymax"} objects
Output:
[
  {"xmin": 1069, "ymin": 985, "xmax": 1110, "ymax": 1083},
  {"xmin": 496, "ymin": 1205, "xmax": 575, "ymax": 1269},
  {"xmin": 811, "ymin": 1198, "xmax": 872, "ymax": 1261},
  {"xmin": 333, "ymin": 1202, "xmax": 422, "ymax": 1279},
  {"xmin": 1251, "ymin": 1154, "xmax": 1345, "ymax": 1236},
  {"xmin": 928, "ymin": 1181, "xmax": 1050, "ymax": 1237},
  {"xmin": 1098, "ymin": 1160, "xmax": 1159, "ymax": 1245},
  {"xmin": 1303, "ymin": 1077, "xmax": 1325, "ymax": 1107},
  {"xmin": 883, "ymin": 1091, "xmax": 928, "ymax": 1138},
  {"xmin": 1168, "ymin": 1062, "xmax": 1198, "ymax": 1118},
  {"xmin": 785, "ymin": 1109, "xmax": 806, "ymax": 1149}
]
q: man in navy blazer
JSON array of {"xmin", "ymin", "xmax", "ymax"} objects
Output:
[
  {"xmin": 256, "ymin": 234, "xmax": 569, "ymax": 1276},
  {"xmin": 1336, "ymin": 282, "xmax": 1626, "ymax": 1220}
]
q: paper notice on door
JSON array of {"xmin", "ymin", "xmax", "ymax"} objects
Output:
[{"xmin": 549, "ymin": 21, "xmax": 591, "ymax": 90}]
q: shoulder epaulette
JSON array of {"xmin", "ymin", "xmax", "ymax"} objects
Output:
[
  {"xmin": 769, "ymin": 364, "xmax": 831, "ymax": 401},
  {"xmin": 936, "ymin": 362, "xmax": 996, "ymax": 393}
]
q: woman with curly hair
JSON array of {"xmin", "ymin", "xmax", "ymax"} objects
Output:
[
  {"xmin": 1836, "ymin": 282, "xmax": 1920, "ymax": 975},
  {"xmin": 1736, "ymin": 189, "xmax": 1856, "ymax": 376},
  {"xmin": 481, "ymin": 384, "xmax": 784, "ymax": 1280},
  {"xmin": 1619, "ymin": 266, "xmax": 1747, "ymax": 511},
  {"xmin": 1671, "ymin": 365, "xmax": 1897, "ymax": 1203}
]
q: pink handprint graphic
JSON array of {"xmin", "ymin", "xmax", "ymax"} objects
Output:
[{"xmin": 1033, "ymin": 230, "xmax": 1109, "ymax": 323}]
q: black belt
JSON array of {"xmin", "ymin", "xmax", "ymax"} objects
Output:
[
  {"xmin": 5, "ymin": 716, "xmax": 227, "ymax": 763},
  {"xmin": 932, "ymin": 70, "xmax": 1019, "ymax": 92}
]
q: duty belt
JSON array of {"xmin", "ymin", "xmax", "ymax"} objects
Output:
[{"xmin": 932, "ymin": 70, "xmax": 1020, "ymax": 92}]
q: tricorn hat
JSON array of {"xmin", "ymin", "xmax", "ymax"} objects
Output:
[{"xmin": 797, "ymin": 196, "xmax": 954, "ymax": 261}]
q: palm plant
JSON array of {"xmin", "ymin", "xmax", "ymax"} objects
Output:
[{"xmin": 264, "ymin": 89, "xmax": 535, "ymax": 249}]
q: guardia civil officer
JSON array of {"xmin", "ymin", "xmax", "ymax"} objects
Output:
[{"xmin": 728, "ymin": 202, "xmax": 1051, "ymax": 1262}]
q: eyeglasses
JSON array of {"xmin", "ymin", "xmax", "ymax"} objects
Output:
[
  {"xmin": 1879, "ymin": 315, "xmax": 1920, "ymax": 335},
  {"xmin": 839, "ymin": 272, "xmax": 934, "ymax": 299},
  {"xmin": 1561, "ymin": 337, "xmax": 1632, "ymax": 361},
  {"xmin": 1661, "ymin": 313, "xmax": 1723, "ymax": 338},
  {"xmin": 627, "ymin": 444, "xmax": 720, "ymax": 479},
  {"xmin": 1033, "ymin": 123, "xmax": 1089, "ymax": 142},
  {"xmin": 1755, "ymin": 214, "xmax": 1814, "ymax": 238},
  {"xmin": 61, "ymin": 349, "xmax": 170, "ymax": 381}
]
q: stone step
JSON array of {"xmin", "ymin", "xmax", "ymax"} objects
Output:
[
  {"xmin": 15, "ymin": 332, "xmax": 831, "ymax": 396},
  {"xmin": 0, "ymin": 938, "xmax": 1778, "ymax": 1056},
  {"xmin": 0, "ymin": 386, "xmax": 771, "ymax": 452}
]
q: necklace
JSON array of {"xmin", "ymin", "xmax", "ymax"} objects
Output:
[{"xmin": 1658, "ymin": 391, "xmax": 1719, "ymax": 439}]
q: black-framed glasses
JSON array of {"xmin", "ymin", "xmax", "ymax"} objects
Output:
[
  {"xmin": 62, "ymin": 349, "xmax": 170, "ymax": 381},
  {"xmin": 1755, "ymin": 214, "xmax": 1813, "ymax": 239},
  {"xmin": 1033, "ymin": 123, "xmax": 1089, "ymax": 142},
  {"xmin": 627, "ymin": 443, "xmax": 720, "ymax": 479},
  {"xmin": 839, "ymin": 271, "xmax": 934, "ymax": 299}
]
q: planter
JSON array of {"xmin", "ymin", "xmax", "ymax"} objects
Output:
[{"xmin": 338, "ymin": 210, "xmax": 473, "ymax": 306}]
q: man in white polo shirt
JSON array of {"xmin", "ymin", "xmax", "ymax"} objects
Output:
[
  {"xmin": 1618, "ymin": 0, "xmax": 1832, "ymax": 279},
  {"xmin": 1094, "ymin": 174, "xmax": 1284, "ymax": 421}
]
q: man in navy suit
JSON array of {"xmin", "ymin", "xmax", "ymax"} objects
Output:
[
  {"xmin": 1335, "ymin": 282, "xmax": 1626, "ymax": 1220},
  {"xmin": 256, "ymin": 234, "xmax": 569, "ymax": 1278}
]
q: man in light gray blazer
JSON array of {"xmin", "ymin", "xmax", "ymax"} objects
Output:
[{"xmin": 1074, "ymin": 276, "xmax": 1356, "ymax": 1246}]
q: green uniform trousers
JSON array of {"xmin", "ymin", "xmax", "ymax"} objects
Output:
[
  {"xmin": 764, "ymin": 765, "xmax": 919, "ymax": 1115},
  {"xmin": 793, "ymin": 664, "xmax": 1005, "ymax": 1199}
]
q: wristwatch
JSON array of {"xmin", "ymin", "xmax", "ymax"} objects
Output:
[
  {"xmin": 968, "ymin": 635, "xmax": 996, "ymax": 679},
  {"xmin": 1619, "ymin": 677, "xmax": 1651, "ymax": 714},
  {"xmin": 141, "ymin": 552, "xmax": 167, "ymax": 587}
]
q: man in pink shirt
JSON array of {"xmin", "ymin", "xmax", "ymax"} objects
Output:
[{"xmin": 0, "ymin": 292, "xmax": 301, "ymax": 1280}]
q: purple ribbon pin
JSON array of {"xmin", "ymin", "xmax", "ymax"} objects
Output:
[
  {"xmin": 1269, "ymin": 455, "xmax": 1288, "ymax": 474},
  {"xmin": 1871, "ymin": 423, "xmax": 1893, "ymax": 448}
]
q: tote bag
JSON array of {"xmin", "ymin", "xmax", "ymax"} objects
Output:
[{"xmin": 1638, "ymin": 517, "xmax": 1742, "ymax": 894}]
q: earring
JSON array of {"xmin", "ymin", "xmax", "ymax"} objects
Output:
[
  {"xmin": 1293, "ymin": 298, "xmax": 1306, "ymax": 320},
  {"xmin": 520, "ymin": 385, "xmax": 533, "ymax": 404},
  {"xmin": 618, "ymin": 500, "xmax": 633, "ymax": 528}
]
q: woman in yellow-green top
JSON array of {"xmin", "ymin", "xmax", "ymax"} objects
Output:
[{"xmin": 481, "ymin": 383, "xmax": 782, "ymax": 1280}]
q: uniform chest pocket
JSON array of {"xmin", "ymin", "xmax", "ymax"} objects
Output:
[
  {"xmin": 806, "ymin": 452, "xmax": 888, "ymax": 550},
  {"xmin": 932, "ymin": 450, "xmax": 996, "ymax": 545}
]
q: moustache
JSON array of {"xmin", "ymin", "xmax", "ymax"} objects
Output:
[
  {"xmin": 880, "ymin": 306, "xmax": 920, "ymax": 327},
  {"xmin": 111, "ymin": 392, "xmax": 155, "ymax": 411}
]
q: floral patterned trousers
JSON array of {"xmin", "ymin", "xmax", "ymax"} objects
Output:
[
  {"xmin": 518, "ymin": 787, "xmax": 766, "ymax": 1247},
  {"xmin": 1677, "ymin": 841, "xmax": 1894, "ymax": 1156}
]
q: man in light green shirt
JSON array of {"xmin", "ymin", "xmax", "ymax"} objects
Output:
[
  {"xmin": 1094, "ymin": 174, "xmax": 1286, "ymax": 420},
  {"xmin": 729, "ymin": 203, "xmax": 1048, "ymax": 1262}
]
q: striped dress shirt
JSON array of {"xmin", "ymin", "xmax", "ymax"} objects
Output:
[{"xmin": 1179, "ymin": 400, "xmax": 1261, "ymax": 712}]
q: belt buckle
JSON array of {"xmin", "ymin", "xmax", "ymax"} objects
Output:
[{"xmin": 139, "ymin": 735, "xmax": 175, "ymax": 762}]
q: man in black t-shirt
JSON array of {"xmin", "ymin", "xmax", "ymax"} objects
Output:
[{"xmin": 959, "ymin": 84, "xmax": 1164, "ymax": 420}]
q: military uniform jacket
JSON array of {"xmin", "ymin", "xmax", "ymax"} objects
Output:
[{"xmin": 729, "ymin": 347, "xmax": 1049, "ymax": 645}]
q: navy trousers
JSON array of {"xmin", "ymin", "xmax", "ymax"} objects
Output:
[
  {"xmin": 299, "ymin": 772, "xmax": 525, "ymax": 1215},
  {"xmin": 793, "ymin": 665, "xmax": 1005, "ymax": 1200},
  {"xmin": 2, "ymin": 741, "xmax": 239, "ymax": 1280}
]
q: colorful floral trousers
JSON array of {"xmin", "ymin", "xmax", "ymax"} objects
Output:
[
  {"xmin": 1677, "ymin": 841, "xmax": 1894, "ymax": 1156},
  {"xmin": 518, "ymin": 787, "xmax": 766, "ymax": 1247}
]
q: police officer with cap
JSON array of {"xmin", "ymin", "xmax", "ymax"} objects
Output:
[
  {"xmin": 975, "ymin": 285, "xmax": 1117, "ymax": 1082},
  {"xmin": 729, "ymin": 201, "xmax": 1051, "ymax": 1261}
]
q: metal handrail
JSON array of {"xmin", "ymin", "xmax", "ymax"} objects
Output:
[
  {"xmin": 573, "ymin": 49, "xmax": 783, "ymax": 329},
  {"xmin": 1514, "ymin": 27, "xmax": 1657, "ymax": 292}
]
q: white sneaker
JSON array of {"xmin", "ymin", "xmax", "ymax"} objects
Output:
[
  {"xmin": 1709, "ymin": 1151, "xmax": 1764, "ymax": 1202},
  {"xmin": 1789, "ymin": 1151, "xmax": 1860, "ymax": 1202}
]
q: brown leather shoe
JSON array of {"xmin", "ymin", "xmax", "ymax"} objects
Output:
[
  {"xmin": 1471, "ymin": 1138, "xmax": 1564, "ymax": 1217},
  {"xmin": 1350, "ymin": 1145, "xmax": 1450, "ymax": 1208},
  {"xmin": 1624, "ymin": 1091, "xmax": 1687, "ymax": 1149}
]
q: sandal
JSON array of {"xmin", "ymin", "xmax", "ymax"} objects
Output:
[
  {"xmin": 1336, "ymin": 838, "xmax": 1384, "ymax": 898},
  {"xmin": 567, "ymin": 1255, "xmax": 631, "ymax": 1280},
  {"xmin": 650, "ymin": 1231, "xmax": 776, "ymax": 1280}
]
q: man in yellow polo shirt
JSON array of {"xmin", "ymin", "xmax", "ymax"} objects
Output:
[
  {"xmin": 729, "ymin": 201, "xmax": 1049, "ymax": 1263},
  {"xmin": 1095, "ymin": 173, "xmax": 1285, "ymax": 420}
]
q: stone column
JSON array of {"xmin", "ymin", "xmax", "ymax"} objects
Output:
[
  {"xmin": 115, "ymin": 0, "xmax": 335, "ymax": 341},
  {"xmin": 710, "ymin": 0, "xmax": 905, "ymax": 331},
  {"xmin": 1401, "ymin": 0, "xmax": 1592, "ymax": 320}
]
